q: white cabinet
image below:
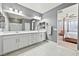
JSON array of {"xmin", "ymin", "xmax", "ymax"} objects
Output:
[
  {"xmin": 33, "ymin": 33, "xmax": 38, "ymax": 43},
  {"xmin": 39, "ymin": 33, "xmax": 42, "ymax": 41},
  {"xmin": 18, "ymin": 34, "xmax": 29, "ymax": 48},
  {"xmin": 2, "ymin": 34, "xmax": 29, "ymax": 54},
  {"xmin": 28, "ymin": 32, "xmax": 46, "ymax": 45},
  {"xmin": 41, "ymin": 32, "xmax": 46, "ymax": 41},
  {"xmin": 32, "ymin": 33, "xmax": 38, "ymax": 44},
  {"xmin": 28, "ymin": 33, "xmax": 34, "ymax": 45},
  {"xmin": 28, "ymin": 33, "xmax": 42, "ymax": 45},
  {"xmin": 35, "ymin": 33, "xmax": 41, "ymax": 42},
  {"xmin": 0, "ymin": 36, "xmax": 2, "ymax": 55},
  {"xmin": 1, "ymin": 31, "xmax": 46, "ymax": 55},
  {"xmin": 3, "ymin": 35, "xmax": 17, "ymax": 54}
]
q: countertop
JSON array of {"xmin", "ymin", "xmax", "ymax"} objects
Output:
[{"xmin": 0, "ymin": 30, "xmax": 46, "ymax": 36}]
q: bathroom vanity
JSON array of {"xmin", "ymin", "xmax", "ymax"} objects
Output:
[
  {"xmin": 0, "ymin": 30, "xmax": 46, "ymax": 55},
  {"xmin": 0, "ymin": 3, "xmax": 47, "ymax": 55}
]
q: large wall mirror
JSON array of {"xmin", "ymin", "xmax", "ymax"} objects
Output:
[
  {"xmin": 57, "ymin": 4, "xmax": 78, "ymax": 50},
  {"xmin": 0, "ymin": 12, "xmax": 5, "ymax": 32},
  {"xmin": 9, "ymin": 18, "xmax": 23, "ymax": 31}
]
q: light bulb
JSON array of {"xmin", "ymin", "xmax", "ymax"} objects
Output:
[
  {"xmin": 19, "ymin": 11, "xmax": 22, "ymax": 14},
  {"xmin": 15, "ymin": 9, "xmax": 18, "ymax": 13},
  {"xmin": 9, "ymin": 8, "xmax": 13, "ymax": 11}
]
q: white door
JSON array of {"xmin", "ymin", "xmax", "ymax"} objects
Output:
[{"xmin": 3, "ymin": 35, "xmax": 17, "ymax": 54}]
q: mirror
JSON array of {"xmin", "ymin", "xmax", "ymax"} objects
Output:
[
  {"xmin": 9, "ymin": 18, "xmax": 23, "ymax": 31},
  {"xmin": 0, "ymin": 12, "xmax": 5, "ymax": 32},
  {"xmin": 57, "ymin": 4, "xmax": 78, "ymax": 50}
]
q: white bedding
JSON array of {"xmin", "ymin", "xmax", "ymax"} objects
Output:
[{"xmin": 64, "ymin": 32, "xmax": 78, "ymax": 39}]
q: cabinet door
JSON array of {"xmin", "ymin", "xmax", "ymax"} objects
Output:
[
  {"xmin": 41, "ymin": 32, "xmax": 46, "ymax": 41},
  {"xmin": 34, "ymin": 33, "xmax": 40, "ymax": 43},
  {"xmin": 24, "ymin": 34, "xmax": 29, "ymax": 46},
  {"xmin": 33, "ymin": 33, "xmax": 37, "ymax": 43},
  {"xmin": 28, "ymin": 33, "xmax": 34, "ymax": 45},
  {"xmin": 38, "ymin": 33, "xmax": 42, "ymax": 42},
  {"xmin": 18, "ymin": 34, "xmax": 29, "ymax": 48},
  {"xmin": 3, "ymin": 36, "xmax": 17, "ymax": 54},
  {"xmin": 35, "ymin": 33, "xmax": 42, "ymax": 42},
  {"xmin": 17, "ymin": 35, "xmax": 23, "ymax": 48},
  {"xmin": 32, "ymin": 33, "xmax": 41, "ymax": 44},
  {"xmin": 0, "ymin": 36, "xmax": 2, "ymax": 55}
]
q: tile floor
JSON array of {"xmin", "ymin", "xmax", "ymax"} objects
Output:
[{"xmin": 5, "ymin": 40, "xmax": 79, "ymax": 56}]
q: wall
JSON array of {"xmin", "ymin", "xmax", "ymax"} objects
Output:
[
  {"xmin": 2, "ymin": 3, "xmax": 42, "ymax": 18},
  {"xmin": 42, "ymin": 3, "xmax": 76, "ymax": 42},
  {"xmin": 1, "ymin": 3, "xmax": 42, "ymax": 31}
]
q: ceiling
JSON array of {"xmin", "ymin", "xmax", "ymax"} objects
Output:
[{"xmin": 18, "ymin": 3, "xmax": 62, "ymax": 14}]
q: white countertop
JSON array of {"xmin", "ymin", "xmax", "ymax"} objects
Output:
[{"xmin": 0, "ymin": 30, "xmax": 46, "ymax": 36}]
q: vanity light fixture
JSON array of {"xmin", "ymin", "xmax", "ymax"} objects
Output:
[
  {"xmin": 33, "ymin": 16, "xmax": 41, "ymax": 20},
  {"xmin": 9, "ymin": 8, "xmax": 23, "ymax": 14},
  {"xmin": 19, "ymin": 11, "xmax": 22, "ymax": 14},
  {"xmin": 9, "ymin": 8, "xmax": 13, "ymax": 11},
  {"xmin": 15, "ymin": 9, "xmax": 18, "ymax": 13}
]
